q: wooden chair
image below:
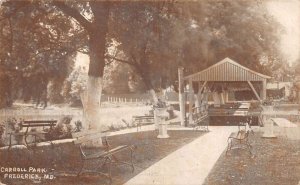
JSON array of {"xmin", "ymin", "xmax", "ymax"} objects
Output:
[
  {"xmin": 72, "ymin": 130, "xmax": 135, "ymax": 184},
  {"xmin": 226, "ymin": 117, "xmax": 254, "ymax": 155},
  {"xmin": 226, "ymin": 130, "xmax": 252, "ymax": 155}
]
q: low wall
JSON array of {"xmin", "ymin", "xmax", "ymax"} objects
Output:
[{"xmin": 0, "ymin": 139, "xmax": 82, "ymax": 171}]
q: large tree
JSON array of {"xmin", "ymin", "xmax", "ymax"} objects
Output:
[
  {"xmin": 51, "ymin": 1, "xmax": 111, "ymax": 130},
  {"xmin": 0, "ymin": 1, "xmax": 79, "ymax": 107},
  {"xmin": 0, "ymin": 1, "xmax": 283, "ymax": 129},
  {"xmin": 109, "ymin": 1, "xmax": 283, "ymax": 101}
]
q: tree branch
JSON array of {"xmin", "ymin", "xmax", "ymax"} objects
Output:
[
  {"xmin": 52, "ymin": 1, "xmax": 92, "ymax": 32},
  {"xmin": 105, "ymin": 55, "xmax": 135, "ymax": 66}
]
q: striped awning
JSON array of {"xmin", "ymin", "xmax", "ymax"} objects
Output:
[{"xmin": 184, "ymin": 57, "xmax": 271, "ymax": 82}]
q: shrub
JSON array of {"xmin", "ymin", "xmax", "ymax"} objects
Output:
[
  {"xmin": 0, "ymin": 124, "xmax": 5, "ymax": 147},
  {"xmin": 74, "ymin": 120, "xmax": 83, "ymax": 132},
  {"xmin": 1, "ymin": 118, "xmax": 23, "ymax": 145},
  {"xmin": 45, "ymin": 116, "xmax": 73, "ymax": 140}
]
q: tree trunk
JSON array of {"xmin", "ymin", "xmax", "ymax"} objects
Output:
[
  {"xmin": 85, "ymin": 76, "xmax": 103, "ymax": 130},
  {"xmin": 149, "ymin": 89, "xmax": 158, "ymax": 104},
  {"xmin": 83, "ymin": 2, "xmax": 109, "ymax": 131},
  {"xmin": 137, "ymin": 65, "xmax": 158, "ymax": 104}
]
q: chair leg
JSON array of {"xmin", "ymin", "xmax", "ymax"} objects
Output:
[
  {"xmin": 246, "ymin": 141, "xmax": 252, "ymax": 155},
  {"xmin": 99, "ymin": 157, "xmax": 110, "ymax": 170},
  {"xmin": 107, "ymin": 157, "xmax": 113, "ymax": 184},
  {"xmin": 130, "ymin": 147, "xmax": 135, "ymax": 172},
  {"xmin": 226, "ymin": 139, "xmax": 232, "ymax": 155},
  {"xmin": 77, "ymin": 160, "xmax": 85, "ymax": 176}
]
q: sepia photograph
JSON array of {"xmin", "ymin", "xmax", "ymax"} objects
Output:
[{"xmin": 0, "ymin": 0, "xmax": 299, "ymax": 184}]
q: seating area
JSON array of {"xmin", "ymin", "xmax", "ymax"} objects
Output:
[
  {"xmin": 132, "ymin": 115, "xmax": 154, "ymax": 131},
  {"xmin": 71, "ymin": 130, "xmax": 135, "ymax": 184},
  {"xmin": 226, "ymin": 118, "xmax": 254, "ymax": 155},
  {"xmin": 6, "ymin": 119, "xmax": 57, "ymax": 148}
]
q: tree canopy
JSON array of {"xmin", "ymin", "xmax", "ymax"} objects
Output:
[{"xmin": 0, "ymin": 0, "xmax": 284, "ymax": 108}]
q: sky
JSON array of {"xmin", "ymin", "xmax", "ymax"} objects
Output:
[{"xmin": 267, "ymin": 0, "xmax": 300, "ymax": 65}]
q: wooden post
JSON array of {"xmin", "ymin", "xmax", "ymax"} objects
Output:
[
  {"xmin": 194, "ymin": 94, "xmax": 200, "ymax": 113},
  {"xmin": 213, "ymin": 92, "xmax": 221, "ymax": 107},
  {"xmin": 224, "ymin": 91, "xmax": 229, "ymax": 103},
  {"xmin": 178, "ymin": 67, "xmax": 185, "ymax": 126},
  {"xmin": 262, "ymin": 79, "xmax": 267, "ymax": 100},
  {"xmin": 194, "ymin": 82, "xmax": 200, "ymax": 113},
  {"xmin": 247, "ymin": 81, "xmax": 261, "ymax": 101},
  {"xmin": 220, "ymin": 92, "xmax": 225, "ymax": 105},
  {"xmin": 189, "ymin": 79, "xmax": 194, "ymax": 125},
  {"xmin": 195, "ymin": 81, "xmax": 207, "ymax": 113}
]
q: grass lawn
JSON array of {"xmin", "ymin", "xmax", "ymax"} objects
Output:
[
  {"xmin": 203, "ymin": 132, "xmax": 300, "ymax": 185},
  {"xmin": 1, "ymin": 130, "xmax": 205, "ymax": 185}
]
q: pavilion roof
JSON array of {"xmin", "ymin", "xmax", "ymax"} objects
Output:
[{"xmin": 184, "ymin": 57, "xmax": 271, "ymax": 82}]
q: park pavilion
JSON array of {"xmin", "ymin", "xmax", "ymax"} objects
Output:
[{"xmin": 178, "ymin": 57, "xmax": 271, "ymax": 126}]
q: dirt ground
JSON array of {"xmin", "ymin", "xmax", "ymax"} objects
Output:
[
  {"xmin": 1, "ymin": 130, "xmax": 205, "ymax": 185},
  {"xmin": 203, "ymin": 131, "xmax": 300, "ymax": 185}
]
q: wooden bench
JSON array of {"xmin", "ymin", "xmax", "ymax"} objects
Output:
[
  {"xmin": 226, "ymin": 129, "xmax": 253, "ymax": 155},
  {"xmin": 72, "ymin": 130, "xmax": 135, "ymax": 184},
  {"xmin": 20, "ymin": 120, "xmax": 57, "ymax": 130},
  {"xmin": 132, "ymin": 115, "xmax": 154, "ymax": 131},
  {"xmin": 20, "ymin": 120, "xmax": 57, "ymax": 146}
]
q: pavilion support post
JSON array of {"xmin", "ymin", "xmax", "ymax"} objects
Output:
[
  {"xmin": 220, "ymin": 92, "xmax": 225, "ymax": 105},
  {"xmin": 213, "ymin": 92, "xmax": 221, "ymax": 107},
  {"xmin": 201, "ymin": 83, "xmax": 208, "ymax": 111},
  {"xmin": 247, "ymin": 81, "xmax": 261, "ymax": 101},
  {"xmin": 178, "ymin": 67, "xmax": 185, "ymax": 127},
  {"xmin": 195, "ymin": 81, "xmax": 207, "ymax": 112},
  {"xmin": 261, "ymin": 79, "xmax": 267, "ymax": 100},
  {"xmin": 194, "ymin": 83, "xmax": 201, "ymax": 113},
  {"xmin": 188, "ymin": 79, "xmax": 194, "ymax": 125},
  {"xmin": 224, "ymin": 91, "xmax": 229, "ymax": 103}
]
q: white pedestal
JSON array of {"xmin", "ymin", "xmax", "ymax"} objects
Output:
[
  {"xmin": 262, "ymin": 119, "xmax": 277, "ymax": 138},
  {"xmin": 157, "ymin": 123, "xmax": 169, "ymax": 139}
]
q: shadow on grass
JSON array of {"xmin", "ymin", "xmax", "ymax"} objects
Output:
[
  {"xmin": 203, "ymin": 132, "xmax": 300, "ymax": 185},
  {"xmin": 1, "ymin": 130, "xmax": 206, "ymax": 185}
]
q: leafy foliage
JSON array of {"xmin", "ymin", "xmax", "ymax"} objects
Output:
[
  {"xmin": 110, "ymin": 1, "xmax": 283, "ymax": 93},
  {"xmin": 62, "ymin": 66, "xmax": 87, "ymax": 105},
  {"xmin": 0, "ymin": 1, "xmax": 79, "ymax": 107},
  {"xmin": 0, "ymin": 1, "xmax": 284, "ymax": 107}
]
